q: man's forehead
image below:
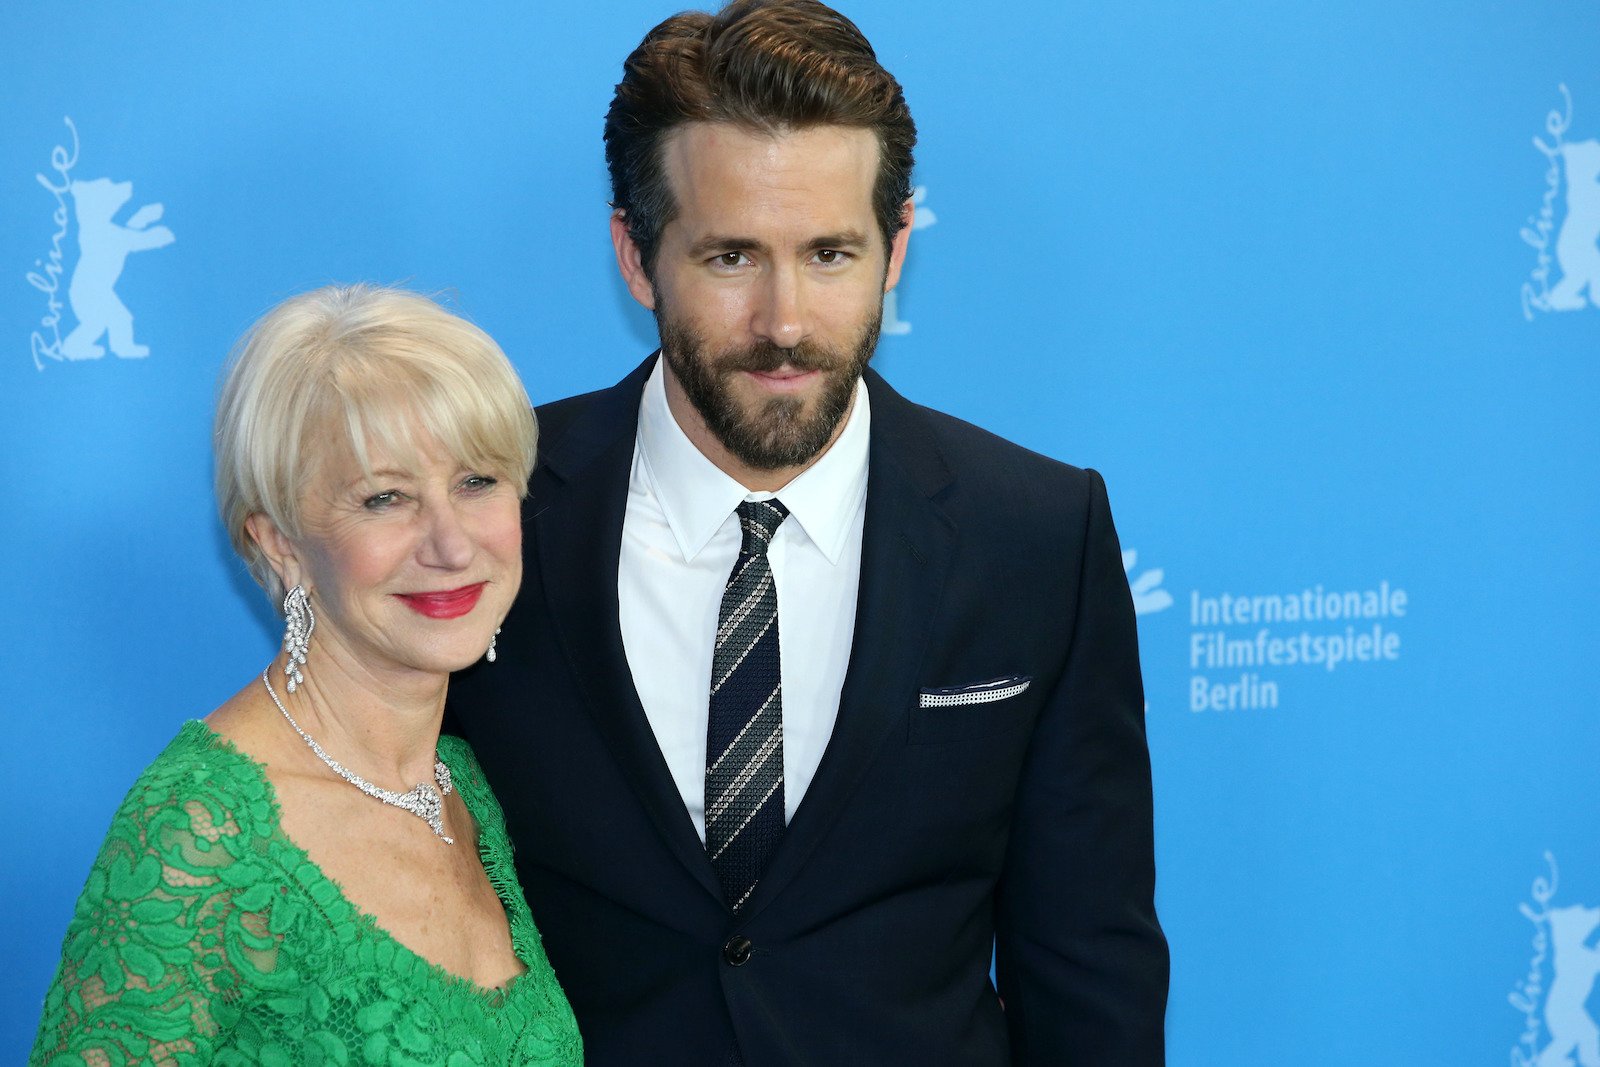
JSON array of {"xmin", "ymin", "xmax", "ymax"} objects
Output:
[{"xmin": 660, "ymin": 121, "xmax": 880, "ymax": 233}]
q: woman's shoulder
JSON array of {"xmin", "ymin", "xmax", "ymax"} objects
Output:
[
  {"xmin": 140, "ymin": 717, "xmax": 261, "ymax": 776},
  {"xmin": 114, "ymin": 719, "xmax": 280, "ymax": 834},
  {"xmin": 66, "ymin": 720, "xmax": 302, "ymax": 971},
  {"xmin": 29, "ymin": 725, "xmax": 301, "ymax": 1065},
  {"xmin": 80, "ymin": 720, "xmax": 289, "ymax": 907}
]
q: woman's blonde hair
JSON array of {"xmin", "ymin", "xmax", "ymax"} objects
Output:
[{"xmin": 214, "ymin": 284, "xmax": 537, "ymax": 607}]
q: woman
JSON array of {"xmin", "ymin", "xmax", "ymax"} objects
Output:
[{"xmin": 30, "ymin": 285, "xmax": 582, "ymax": 1066}]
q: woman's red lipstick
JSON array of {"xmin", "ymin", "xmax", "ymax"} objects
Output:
[{"xmin": 396, "ymin": 583, "xmax": 485, "ymax": 619}]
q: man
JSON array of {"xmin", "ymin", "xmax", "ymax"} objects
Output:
[{"xmin": 448, "ymin": 1, "xmax": 1168, "ymax": 1062}]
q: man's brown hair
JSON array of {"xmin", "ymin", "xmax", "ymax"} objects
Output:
[{"xmin": 604, "ymin": 0, "xmax": 917, "ymax": 276}]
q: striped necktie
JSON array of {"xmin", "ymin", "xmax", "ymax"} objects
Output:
[{"xmin": 705, "ymin": 498, "xmax": 789, "ymax": 913}]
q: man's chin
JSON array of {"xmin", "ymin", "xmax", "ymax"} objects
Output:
[
  {"xmin": 712, "ymin": 381, "xmax": 849, "ymax": 471},
  {"xmin": 724, "ymin": 389, "xmax": 810, "ymax": 438}
]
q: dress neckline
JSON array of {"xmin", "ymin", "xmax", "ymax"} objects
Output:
[{"xmin": 176, "ymin": 719, "xmax": 538, "ymax": 1006}]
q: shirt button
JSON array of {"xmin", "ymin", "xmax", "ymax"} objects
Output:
[{"xmin": 723, "ymin": 935, "xmax": 753, "ymax": 966}]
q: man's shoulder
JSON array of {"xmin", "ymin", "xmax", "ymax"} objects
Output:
[
  {"xmin": 533, "ymin": 381, "xmax": 624, "ymax": 443},
  {"xmin": 531, "ymin": 356, "xmax": 655, "ymax": 470},
  {"xmin": 872, "ymin": 374, "xmax": 1098, "ymax": 504}
]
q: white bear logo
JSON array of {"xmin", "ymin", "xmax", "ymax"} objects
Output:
[
  {"xmin": 1547, "ymin": 140, "xmax": 1600, "ymax": 311},
  {"xmin": 1511, "ymin": 856, "xmax": 1600, "ymax": 1067},
  {"xmin": 1538, "ymin": 903, "xmax": 1600, "ymax": 1067},
  {"xmin": 60, "ymin": 176, "xmax": 174, "ymax": 360}
]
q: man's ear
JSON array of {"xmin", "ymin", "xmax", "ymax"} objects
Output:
[
  {"xmin": 611, "ymin": 211, "xmax": 658, "ymax": 311},
  {"xmin": 883, "ymin": 197, "xmax": 914, "ymax": 293},
  {"xmin": 244, "ymin": 513, "xmax": 304, "ymax": 594}
]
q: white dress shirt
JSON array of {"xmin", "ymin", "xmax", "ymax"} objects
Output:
[{"xmin": 618, "ymin": 359, "xmax": 869, "ymax": 842}]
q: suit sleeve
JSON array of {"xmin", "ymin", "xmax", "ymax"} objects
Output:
[{"xmin": 994, "ymin": 468, "xmax": 1169, "ymax": 1065}]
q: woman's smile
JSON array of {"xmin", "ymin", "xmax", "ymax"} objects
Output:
[{"xmin": 396, "ymin": 582, "xmax": 487, "ymax": 619}]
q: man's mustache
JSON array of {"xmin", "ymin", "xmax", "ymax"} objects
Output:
[{"xmin": 714, "ymin": 340, "xmax": 843, "ymax": 376}]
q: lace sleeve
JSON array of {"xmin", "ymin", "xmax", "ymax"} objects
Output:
[{"xmin": 30, "ymin": 740, "xmax": 286, "ymax": 1067}]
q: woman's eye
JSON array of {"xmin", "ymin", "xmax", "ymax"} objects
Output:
[
  {"xmin": 461, "ymin": 474, "xmax": 499, "ymax": 492},
  {"xmin": 362, "ymin": 491, "xmax": 400, "ymax": 510}
]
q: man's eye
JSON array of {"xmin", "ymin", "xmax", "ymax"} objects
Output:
[
  {"xmin": 362, "ymin": 491, "xmax": 400, "ymax": 510},
  {"xmin": 713, "ymin": 252, "xmax": 748, "ymax": 269},
  {"xmin": 815, "ymin": 249, "xmax": 845, "ymax": 264}
]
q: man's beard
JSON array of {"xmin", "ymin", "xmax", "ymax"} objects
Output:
[{"xmin": 656, "ymin": 302, "xmax": 881, "ymax": 471}]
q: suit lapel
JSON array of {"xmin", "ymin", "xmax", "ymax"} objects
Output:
[
  {"xmin": 535, "ymin": 357, "xmax": 724, "ymax": 904},
  {"xmin": 742, "ymin": 370, "xmax": 957, "ymax": 921}
]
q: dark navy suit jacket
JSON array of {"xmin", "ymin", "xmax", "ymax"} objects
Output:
[{"xmin": 448, "ymin": 357, "xmax": 1168, "ymax": 1065}]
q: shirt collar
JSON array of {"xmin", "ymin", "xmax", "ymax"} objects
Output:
[{"xmin": 636, "ymin": 357, "xmax": 871, "ymax": 566}]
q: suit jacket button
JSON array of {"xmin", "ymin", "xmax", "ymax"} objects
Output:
[{"xmin": 723, "ymin": 935, "xmax": 753, "ymax": 966}]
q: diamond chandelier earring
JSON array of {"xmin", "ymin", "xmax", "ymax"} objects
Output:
[
  {"xmin": 486, "ymin": 627, "xmax": 501, "ymax": 663},
  {"xmin": 282, "ymin": 585, "xmax": 314, "ymax": 692}
]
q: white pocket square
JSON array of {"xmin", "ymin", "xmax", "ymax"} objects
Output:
[{"xmin": 918, "ymin": 676, "xmax": 1032, "ymax": 708}]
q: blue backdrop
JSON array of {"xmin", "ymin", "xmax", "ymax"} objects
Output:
[{"xmin": 4, "ymin": 2, "xmax": 1598, "ymax": 1062}]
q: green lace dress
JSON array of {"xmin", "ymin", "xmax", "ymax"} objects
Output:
[{"xmin": 29, "ymin": 721, "xmax": 583, "ymax": 1067}]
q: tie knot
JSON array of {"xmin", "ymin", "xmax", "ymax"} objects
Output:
[{"xmin": 735, "ymin": 499, "xmax": 788, "ymax": 555}]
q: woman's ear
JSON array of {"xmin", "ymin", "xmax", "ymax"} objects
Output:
[{"xmin": 244, "ymin": 513, "xmax": 304, "ymax": 594}]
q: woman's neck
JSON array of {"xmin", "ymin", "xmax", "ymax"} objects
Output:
[{"xmin": 265, "ymin": 635, "xmax": 448, "ymax": 788}]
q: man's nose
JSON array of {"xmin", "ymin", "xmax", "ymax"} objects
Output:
[{"xmin": 751, "ymin": 266, "xmax": 806, "ymax": 349}]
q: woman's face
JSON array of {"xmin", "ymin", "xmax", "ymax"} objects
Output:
[{"xmin": 286, "ymin": 433, "xmax": 522, "ymax": 682}]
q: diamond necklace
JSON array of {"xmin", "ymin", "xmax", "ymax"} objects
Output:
[{"xmin": 261, "ymin": 668, "xmax": 456, "ymax": 844}]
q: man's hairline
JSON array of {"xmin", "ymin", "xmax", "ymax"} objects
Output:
[{"xmin": 628, "ymin": 118, "xmax": 900, "ymax": 279}]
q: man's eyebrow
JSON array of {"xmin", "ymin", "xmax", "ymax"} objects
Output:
[
  {"xmin": 686, "ymin": 235, "xmax": 772, "ymax": 258},
  {"xmin": 807, "ymin": 229, "xmax": 869, "ymax": 251}
]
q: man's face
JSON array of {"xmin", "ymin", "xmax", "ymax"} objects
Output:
[{"xmin": 615, "ymin": 123, "xmax": 910, "ymax": 473}]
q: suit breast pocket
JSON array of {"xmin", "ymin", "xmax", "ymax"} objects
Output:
[{"xmin": 908, "ymin": 676, "xmax": 1035, "ymax": 745}]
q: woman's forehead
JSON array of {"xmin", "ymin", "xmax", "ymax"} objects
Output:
[{"xmin": 308, "ymin": 411, "xmax": 457, "ymax": 483}]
